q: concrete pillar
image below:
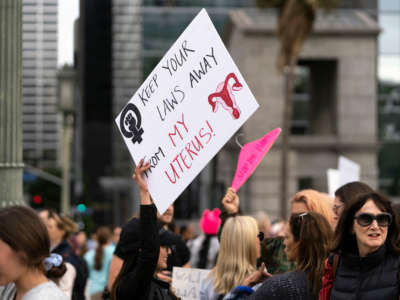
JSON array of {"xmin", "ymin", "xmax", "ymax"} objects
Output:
[{"xmin": 0, "ymin": 0, "xmax": 25, "ymax": 207}]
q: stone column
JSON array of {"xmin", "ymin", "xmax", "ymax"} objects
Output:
[{"xmin": 0, "ymin": 0, "xmax": 25, "ymax": 207}]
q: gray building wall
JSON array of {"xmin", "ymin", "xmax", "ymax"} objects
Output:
[
  {"xmin": 223, "ymin": 9, "xmax": 380, "ymax": 218},
  {"xmin": 22, "ymin": 0, "xmax": 60, "ymax": 168}
]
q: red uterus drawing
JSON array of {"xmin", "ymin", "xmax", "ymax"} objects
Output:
[{"xmin": 208, "ymin": 72, "xmax": 243, "ymax": 119}]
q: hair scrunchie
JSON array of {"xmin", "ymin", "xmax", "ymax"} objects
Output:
[{"xmin": 44, "ymin": 253, "xmax": 63, "ymax": 271}]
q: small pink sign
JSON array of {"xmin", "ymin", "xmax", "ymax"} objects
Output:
[{"xmin": 231, "ymin": 128, "xmax": 281, "ymax": 192}]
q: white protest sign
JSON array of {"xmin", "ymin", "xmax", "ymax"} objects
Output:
[
  {"xmin": 327, "ymin": 156, "xmax": 361, "ymax": 196},
  {"xmin": 327, "ymin": 168, "xmax": 340, "ymax": 198},
  {"xmin": 172, "ymin": 267, "xmax": 210, "ymax": 300},
  {"xmin": 338, "ymin": 156, "xmax": 360, "ymax": 187},
  {"xmin": 115, "ymin": 9, "xmax": 259, "ymax": 214}
]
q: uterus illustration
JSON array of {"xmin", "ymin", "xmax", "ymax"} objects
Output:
[{"xmin": 208, "ymin": 72, "xmax": 243, "ymax": 119}]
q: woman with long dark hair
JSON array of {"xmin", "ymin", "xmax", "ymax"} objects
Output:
[
  {"xmin": 248, "ymin": 212, "xmax": 333, "ymax": 300},
  {"xmin": 84, "ymin": 226, "xmax": 114, "ymax": 300},
  {"xmin": 320, "ymin": 192, "xmax": 400, "ymax": 300},
  {"xmin": 0, "ymin": 206, "xmax": 67, "ymax": 300},
  {"xmin": 332, "ymin": 181, "xmax": 374, "ymax": 229}
]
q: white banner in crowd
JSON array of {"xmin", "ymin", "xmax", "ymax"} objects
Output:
[
  {"xmin": 115, "ymin": 9, "xmax": 259, "ymax": 214},
  {"xmin": 327, "ymin": 169, "xmax": 340, "ymax": 198},
  {"xmin": 327, "ymin": 156, "xmax": 361, "ymax": 197},
  {"xmin": 172, "ymin": 267, "xmax": 210, "ymax": 300},
  {"xmin": 338, "ymin": 156, "xmax": 360, "ymax": 186}
]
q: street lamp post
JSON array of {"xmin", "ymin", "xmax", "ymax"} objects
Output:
[{"xmin": 57, "ymin": 67, "xmax": 75, "ymax": 215}]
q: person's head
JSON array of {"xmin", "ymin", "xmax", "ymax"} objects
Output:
[
  {"xmin": 391, "ymin": 203, "xmax": 400, "ymax": 228},
  {"xmin": 260, "ymin": 236, "xmax": 295, "ymax": 274},
  {"xmin": 333, "ymin": 181, "xmax": 374, "ymax": 228},
  {"xmin": 112, "ymin": 226, "xmax": 122, "ymax": 245},
  {"xmin": 0, "ymin": 206, "xmax": 66, "ymax": 286},
  {"xmin": 270, "ymin": 220, "xmax": 287, "ymax": 237},
  {"xmin": 94, "ymin": 226, "xmax": 113, "ymax": 271},
  {"xmin": 112, "ymin": 218, "xmax": 176, "ymax": 299},
  {"xmin": 75, "ymin": 231, "xmax": 87, "ymax": 246},
  {"xmin": 157, "ymin": 205, "xmax": 174, "ymax": 227},
  {"xmin": 213, "ymin": 216, "xmax": 259, "ymax": 295},
  {"xmin": 290, "ymin": 189, "xmax": 335, "ymax": 228},
  {"xmin": 254, "ymin": 211, "xmax": 272, "ymax": 237},
  {"xmin": 180, "ymin": 223, "xmax": 195, "ymax": 241},
  {"xmin": 200, "ymin": 208, "xmax": 221, "ymax": 236},
  {"xmin": 283, "ymin": 212, "xmax": 333, "ymax": 294},
  {"xmin": 333, "ymin": 192, "xmax": 400, "ymax": 257},
  {"xmin": 39, "ymin": 209, "xmax": 78, "ymax": 247},
  {"xmin": 156, "ymin": 228, "xmax": 175, "ymax": 272}
]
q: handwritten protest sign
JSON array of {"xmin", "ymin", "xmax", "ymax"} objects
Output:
[
  {"xmin": 115, "ymin": 9, "xmax": 259, "ymax": 213},
  {"xmin": 172, "ymin": 267, "xmax": 210, "ymax": 300},
  {"xmin": 327, "ymin": 168, "xmax": 340, "ymax": 198},
  {"xmin": 338, "ymin": 156, "xmax": 360, "ymax": 186},
  {"xmin": 327, "ymin": 156, "xmax": 360, "ymax": 197},
  {"xmin": 231, "ymin": 128, "xmax": 281, "ymax": 191}
]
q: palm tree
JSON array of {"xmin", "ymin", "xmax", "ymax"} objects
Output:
[{"xmin": 256, "ymin": 0, "xmax": 339, "ymax": 219}]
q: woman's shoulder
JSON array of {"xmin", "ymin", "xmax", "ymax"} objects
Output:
[
  {"xmin": 256, "ymin": 271, "xmax": 307, "ymax": 293},
  {"xmin": 83, "ymin": 249, "xmax": 95, "ymax": 261},
  {"xmin": 105, "ymin": 244, "xmax": 116, "ymax": 255},
  {"xmin": 24, "ymin": 281, "xmax": 68, "ymax": 300}
]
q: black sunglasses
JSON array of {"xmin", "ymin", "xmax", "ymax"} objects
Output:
[
  {"xmin": 257, "ymin": 232, "xmax": 264, "ymax": 242},
  {"xmin": 354, "ymin": 212, "xmax": 392, "ymax": 227}
]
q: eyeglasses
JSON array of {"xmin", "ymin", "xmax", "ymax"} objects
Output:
[
  {"xmin": 354, "ymin": 213, "xmax": 392, "ymax": 227},
  {"xmin": 257, "ymin": 232, "xmax": 264, "ymax": 242}
]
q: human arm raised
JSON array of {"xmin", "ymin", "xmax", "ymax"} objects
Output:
[{"xmin": 115, "ymin": 160, "xmax": 160, "ymax": 298}]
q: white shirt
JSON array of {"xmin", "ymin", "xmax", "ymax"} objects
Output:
[{"xmin": 0, "ymin": 281, "xmax": 67, "ymax": 300}]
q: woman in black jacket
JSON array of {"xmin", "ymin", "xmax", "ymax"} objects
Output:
[
  {"xmin": 111, "ymin": 160, "xmax": 177, "ymax": 300},
  {"xmin": 320, "ymin": 192, "xmax": 400, "ymax": 300}
]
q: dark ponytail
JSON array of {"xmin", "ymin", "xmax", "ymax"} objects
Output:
[
  {"xmin": 0, "ymin": 206, "xmax": 67, "ymax": 281},
  {"xmin": 94, "ymin": 226, "xmax": 112, "ymax": 270},
  {"xmin": 198, "ymin": 235, "xmax": 213, "ymax": 268},
  {"xmin": 46, "ymin": 262, "xmax": 67, "ymax": 282}
]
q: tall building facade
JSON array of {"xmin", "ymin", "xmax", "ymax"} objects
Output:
[
  {"xmin": 78, "ymin": 0, "xmax": 112, "ymax": 224},
  {"xmin": 22, "ymin": 0, "xmax": 60, "ymax": 168},
  {"xmin": 377, "ymin": 1, "xmax": 400, "ymax": 199}
]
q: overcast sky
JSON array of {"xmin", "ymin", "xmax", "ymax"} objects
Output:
[{"xmin": 57, "ymin": 0, "xmax": 79, "ymax": 66}]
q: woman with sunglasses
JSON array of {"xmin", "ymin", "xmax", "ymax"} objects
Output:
[
  {"xmin": 320, "ymin": 192, "xmax": 400, "ymax": 300},
  {"xmin": 332, "ymin": 181, "xmax": 374, "ymax": 229}
]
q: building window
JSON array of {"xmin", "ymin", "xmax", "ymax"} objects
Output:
[{"xmin": 291, "ymin": 60, "xmax": 338, "ymax": 136}]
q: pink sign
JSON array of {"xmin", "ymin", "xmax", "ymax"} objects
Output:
[{"xmin": 231, "ymin": 128, "xmax": 281, "ymax": 192}]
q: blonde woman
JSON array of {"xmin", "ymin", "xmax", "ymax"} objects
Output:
[
  {"xmin": 200, "ymin": 216, "xmax": 259, "ymax": 300},
  {"xmin": 290, "ymin": 189, "xmax": 335, "ymax": 228}
]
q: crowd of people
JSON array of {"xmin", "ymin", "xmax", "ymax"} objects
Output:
[{"xmin": 1, "ymin": 161, "xmax": 400, "ymax": 300}]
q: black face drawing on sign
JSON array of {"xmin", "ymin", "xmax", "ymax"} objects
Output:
[{"xmin": 120, "ymin": 103, "xmax": 144, "ymax": 144}]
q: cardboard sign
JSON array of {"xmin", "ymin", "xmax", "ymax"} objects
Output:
[
  {"xmin": 327, "ymin": 156, "xmax": 361, "ymax": 197},
  {"xmin": 327, "ymin": 168, "xmax": 340, "ymax": 198},
  {"xmin": 115, "ymin": 9, "xmax": 259, "ymax": 214},
  {"xmin": 338, "ymin": 156, "xmax": 360, "ymax": 187},
  {"xmin": 172, "ymin": 267, "xmax": 210, "ymax": 300},
  {"xmin": 231, "ymin": 128, "xmax": 281, "ymax": 191}
]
